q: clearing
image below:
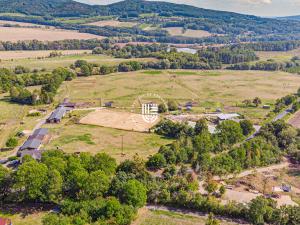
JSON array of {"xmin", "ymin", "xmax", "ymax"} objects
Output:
[
  {"xmin": 0, "ymin": 20, "xmax": 47, "ymax": 27},
  {"xmin": 164, "ymin": 27, "xmax": 213, "ymax": 38},
  {"xmin": 86, "ymin": 20, "xmax": 137, "ymax": 27},
  {"xmin": 256, "ymin": 48, "xmax": 300, "ymax": 62},
  {"xmin": 0, "ymin": 50, "xmax": 91, "ymax": 60},
  {"xmin": 0, "ymin": 27, "xmax": 104, "ymax": 42}
]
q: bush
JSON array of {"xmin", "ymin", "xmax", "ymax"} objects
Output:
[{"xmin": 6, "ymin": 137, "xmax": 18, "ymax": 148}]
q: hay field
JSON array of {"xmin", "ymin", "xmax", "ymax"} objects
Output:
[
  {"xmin": 0, "ymin": 27, "xmax": 103, "ymax": 42},
  {"xmin": 86, "ymin": 19, "xmax": 137, "ymax": 27},
  {"xmin": 0, "ymin": 20, "xmax": 46, "ymax": 27},
  {"xmin": 57, "ymin": 70, "xmax": 300, "ymax": 122},
  {"xmin": 0, "ymin": 54, "xmax": 155, "ymax": 71},
  {"xmin": 0, "ymin": 50, "xmax": 92, "ymax": 60},
  {"xmin": 164, "ymin": 27, "xmax": 212, "ymax": 38},
  {"xmin": 256, "ymin": 48, "xmax": 300, "ymax": 62},
  {"xmin": 79, "ymin": 109, "xmax": 160, "ymax": 132}
]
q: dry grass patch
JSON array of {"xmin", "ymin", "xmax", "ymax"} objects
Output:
[
  {"xmin": 256, "ymin": 48, "xmax": 300, "ymax": 62},
  {"xmin": 164, "ymin": 27, "xmax": 213, "ymax": 38},
  {"xmin": 289, "ymin": 110, "xmax": 300, "ymax": 128},
  {"xmin": 86, "ymin": 20, "xmax": 137, "ymax": 27},
  {"xmin": 0, "ymin": 27, "xmax": 104, "ymax": 42},
  {"xmin": 0, "ymin": 20, "xmax": 46, "ymax": 27}
]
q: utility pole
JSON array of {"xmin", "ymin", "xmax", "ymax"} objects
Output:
[{"xmin": 121, "ymin": 135, "xmax": 124, "ymax": 157}]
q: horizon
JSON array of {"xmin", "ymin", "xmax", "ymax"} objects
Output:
[{"xmin": 76, "ymin": 0, "xmax": 300, "ymax": 17}]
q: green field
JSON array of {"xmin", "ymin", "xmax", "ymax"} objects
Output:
[
  {"xmin": 0, "ymin": 53, "xmax": 155, "ymax": 71},
  {"xmin": 56, "ymin": 69, "xmax": 300, "ymax": 123},
  {"xmin": 256, "ymin": 48, "xmax": 300, "ymax": 62}
]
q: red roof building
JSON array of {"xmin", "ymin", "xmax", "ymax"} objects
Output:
[{"xmin": 0, "ymin": 218, "xmax": 12, "ymax": 225}]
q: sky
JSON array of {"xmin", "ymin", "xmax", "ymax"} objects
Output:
[{"xmin": 76, "ymin": 0, "xmax": 300, "ymax": 17}]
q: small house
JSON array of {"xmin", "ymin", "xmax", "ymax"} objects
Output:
[
  {"xmin": 263, "ymin": 105, "xmax": 271, "ymax": 109},
  {"xmin": 216, "ymin": 113, "xmax": 240, "ymax": 121}
]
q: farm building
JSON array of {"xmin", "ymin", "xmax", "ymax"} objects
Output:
[
  {"xmin": 47, "ymin": 106, "xmax": 68, "ymax": 123},
  {"xmin": 104, "ymin": 101, "xmax": 114, "ymax": 107},
  {"xmin": 216, "ymin": 113, "xmax": 240, "ymax": 121},
  {"xmin": 19, "ymin": 128, "xmax": 48, "ymax": 152},
  {"xmin": 0, "ymin": 218, "xmax": 12, "ymax": 225},
  {"xmin": 20, "ymin": 149, "xmax": 42, "ymax": 162}
]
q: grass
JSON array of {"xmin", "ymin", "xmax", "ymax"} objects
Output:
[
  {"xmin": 0, "ymin": 54, "xmax": 155, "ymax": 71},
  {"xmin": 56, "ymin": 69, "xmax": 300, "ymax": 123},
  {"xmin": 256, "ymin": 48, "xmax": 300, "ymax": 62},
  {"xmin": 43, "ymin": 114, "xmax": 171, "ymax": 162},
  {"xmin": 163, "ymin": 27, "xmax": 213, "ymax": 38},
  {"xmin": 134, "ymin": 209, "xmax": 241, "ymax": 225}
]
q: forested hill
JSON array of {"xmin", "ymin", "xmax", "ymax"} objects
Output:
[{"xmin": 279, "ymin": 15, "xmax": 300, "ymax": 21}]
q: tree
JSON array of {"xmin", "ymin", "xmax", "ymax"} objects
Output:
[
  {"xmin": 193, "ymin": 132, "xmax": 214, "ymax": 154},
  {"xmin": 146, "ymin": 153, "xmax": 167, "ymax": 170},
  {"xmin": 219, "ymin": 185, "xmax": 226, "ymax": 196},
  {"xmin": 243, "ymin": 99, "xmax": 252, "ymax": 107},
  {"xmin": 216, "ymin": 120, "xmax": 244, "ymax": 146},
  {"xmin": 80, "ymin": 65, "xmax": 92, "ymax": 76},
  {"xmin": 253, "ymin": 97, "xmax": 262, "ymax": 107},
  {"xmin": 194, "ymin": 119, "xmax": 208, "ymax": 135},
  {"xmin": 247, "ymin": 197, "xmax": 276, "ymax": 225},
  {"xmin": 120, "ymin": 179, "xmax": 147, "ymax": 208},
  {"xmin": 167, "ymin": 100, "xmax": 178, "ymax": 111},
  {"xmin": 14, "ymin": 160, "xmax": 48, "ymax": 201},
  {"xmin": 204, "ymin": 180, "xmax": 218, "ymax": 195},
  {"xmin": 297, "ymin": 87, "xmax": 300, "ymax": 97},
  {"xmin": 81, "ymin": 170, "xmax": 110, "ymax": 199},
  {"xmin": 92, "ymin": 153, "xmax": 117, "ymax": 175},
  {"xmin": 158, "ymin": 103, "xmax": 167, "ymax": 113},
  {"xmin": 46, "ymin": 169, "xmax": 63, "ymax": 203},
  {"xmin": 240, "ymin": 120, "xmax": 255, "ymax": 136}
]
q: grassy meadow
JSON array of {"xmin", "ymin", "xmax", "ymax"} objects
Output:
[
  {"xmin": 56, "ymin": 69, "xmax": 300, "ymax": 123},
  {"xmin": 256, "ymin": 48, "xmax": 300, "ymax": 62}
]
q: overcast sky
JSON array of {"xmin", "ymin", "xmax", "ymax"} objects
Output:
[{"xmin": 76, "ymin": 0, "xmax": 300, "ymax": 17}]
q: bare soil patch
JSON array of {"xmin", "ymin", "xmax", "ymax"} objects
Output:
[
  {"xmin": 79, "ymin": 109, "xmax": 159, "ymax": 132},
  {"xmin": 0, "ymin": 27, "xmax": 104, "ymax": 42},
  {"xmin": 0, "ymin": 20, "xmax": 46, "ymax": 27}
]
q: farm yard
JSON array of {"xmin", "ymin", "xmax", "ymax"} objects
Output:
[{"xmin": 0, "ymin": 26, "xmax": 104, "ymax": 42}]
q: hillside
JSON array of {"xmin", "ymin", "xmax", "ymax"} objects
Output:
[
  {"xmin": 0, "ymin": 0, "xmax": 300, "ymax": 42},
  {"xmin": 279, "ymin": 15, "xmax": 300, "ymax": 21}
]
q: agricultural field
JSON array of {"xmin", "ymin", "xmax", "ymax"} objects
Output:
[
  {"xmin": 289, "ymin": 110, "xmax": 300, "ymax": 128},
  {"xmin": 0, "ymin": 19, "xmax": 46, "ymax": 27},
  {"xmin": 56, "ymin": 69, "xmax": 300, "ymax": 123},
  {"xmin": 164, "ymin": 27, "xmax": 213, "ymax": 38},
  {"xmin": 43, "ymin": 110, "xmax": 171, "ymax": 162},
  {"xmin": 256, "ymin": 48, "xmax": 300, "ymax": 62},
  {"xmin": 134, "ymin": 209, "xmax": 243, "ymax": 225},
  {"xmin": 0, "ymin": 53, "xmax": 155, "ymax": 71},
  {"xmin": 86, "ymin": 19, "xmax": 137, "ymax": 27},
  {"xmin": 0, "ymin": 50, "xmax": 92, "ymax": 60},
  {"xmin": 0, "ymin": 26, "xmax": 103, "ymax": 42}
]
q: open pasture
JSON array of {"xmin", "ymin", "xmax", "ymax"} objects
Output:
[
  {"xmin": 164, "ymin": 27, "xmax": 213, "ymax": 38},
  {"xmin": 0, "ymin": 20, "xmax": 46, "ymax": 27},
  {"xmin": 0, "ymin": 26, "xmax": 104, "ymax": 42},
  {"xmin": 57, "ymin": 70, "xmax": 300, "ymax": 123}
]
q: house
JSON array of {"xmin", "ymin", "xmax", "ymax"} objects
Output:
[
  {"xmin": 263, "ymin": 105, "xmax": 271, "ymax": 109},
  {"xmin": 19, "ymin": 128, "xmax": 48, "ymax": 152},
  {"xmin": 47, "ymin": 106, "xmax": 68, "ymax": 123},
  {"xmin": 0, "ymin": 218, "xmax": 12, "ymax": 225}
]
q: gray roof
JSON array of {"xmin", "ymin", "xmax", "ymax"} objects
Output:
[
  {"xmin": 20, "ymin": 138, "xmax": 42, "ymax": 151},
  {"xmin": 33, "ymin": 128, "xmax": 48, "ymax": 136},
  {"xmin": 20, "ymin": 150, "xmax": 42, "ymax": 160},
  {"xmin": 48, "ymin": 106, "xmax": 67, "ymax": 121}
]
